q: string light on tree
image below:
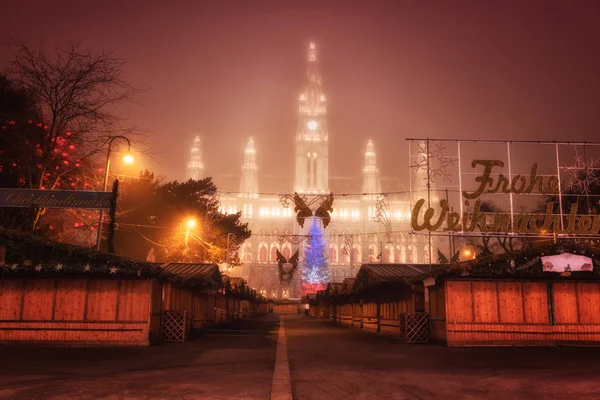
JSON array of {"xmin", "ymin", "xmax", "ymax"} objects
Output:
[{"xmin": 301, "ymin": 217, "xmax": 330, "ymax": 294}]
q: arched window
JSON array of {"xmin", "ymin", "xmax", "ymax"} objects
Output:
[
  {"xmin": 368, "ymin": 244, "xmax": 377, "ymax": 262},
  {"xmin": 352, "ymin": 247, "xmax": 360, "ymax": 264},
  {"xmin": 259, "ymin": 246, "xmax": 268, "ymax": 263},
  {"xmin": 423, "ymin": 245, "xmax": 430, "ymax": 264},
  {"xmin": 397, "ymin": 245, "xmax": 406, "ymax": 263},
  {"xmin": 329, "ymin": 246, "xmax": 338, "ymax": 263},
  {"xmin": 407, "ymin": 245, "xmax": 417, "ymax": 263},
  {"xmin": 270, "ymin": 246, "xmax": 278, "ymax": 262},
  {"xmin": 384, "ymin": 246, "xmax": 391, "ymax": 263}
]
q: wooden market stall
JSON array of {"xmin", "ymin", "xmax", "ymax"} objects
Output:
[
  {"xmin": 425, "ymin": 245, "xmax": 600, "ymax": 347},
  {"xmin": 159, "ymin": 263, "xmax": 223, "ymax": 331},
  {"xmin": 353, "ymin": 264, "xmax": 431, "ymax": 336},
  {"xmin": 0, "ymin": 229, "xmax": 167, "ymax": 346},
  {"xmin": 324, "ymin": 282, "xmax": 344, "ymax": 321},
  {"xmin": 339, "ymin": 278, "xmax": 355, "ymax": 326}
]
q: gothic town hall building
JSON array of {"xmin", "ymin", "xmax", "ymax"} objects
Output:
[{"xmin": 186, "ymin": 43, "xmax": 439, "ymax": 300}]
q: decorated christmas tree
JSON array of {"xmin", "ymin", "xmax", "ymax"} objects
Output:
[{"xmin": 301, "ymin": 217, "xmax": 330, "ymax": 294}]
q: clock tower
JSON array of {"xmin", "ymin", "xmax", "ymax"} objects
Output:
[{"xmin": 295, "ymin": 42, "xmax": 329, "ymax": 194}]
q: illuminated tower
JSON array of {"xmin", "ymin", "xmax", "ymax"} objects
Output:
[
  {"xmin": 187, "ymin": 135, "xmax": 205, "ymax": 180},
  {"xmin": 295, "ymin": 42, "xmax": 329, "ymax": 194},
  {"xmin": 362, "ymin": 140, "xmax": 381, "ymax": 196},
  {"xmin": 240, "ymin": 137, "xmax": 259, "ymax": 198}
]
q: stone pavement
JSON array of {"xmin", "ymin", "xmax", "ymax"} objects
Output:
[
  {"xmin": 2, "ymin": 314, "xmax": 600, "ymax": 399},
  {"xmin": 283, "ymin": 315, "xmax": 600, "ymax": 400},
  {"xmin": 0, "ymin": 315, "xmax": 280, "ymax": 400}
]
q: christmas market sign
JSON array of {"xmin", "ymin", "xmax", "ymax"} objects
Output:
[
  {"xmin": 0, "ymin": 188, "xmax": 114, "ymax": 209},
  {"xmin": 411, "ymin": 160, "xmax": 600, "ymax": 235}
]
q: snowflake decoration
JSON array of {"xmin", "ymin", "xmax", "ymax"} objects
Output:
[
  {"xmin": 564, "ymin": 148, "xmax": 600, "ymax": 195},
  {"xmin": 413, "ymin": 141, "xmax": 456, "ymax": 183}
]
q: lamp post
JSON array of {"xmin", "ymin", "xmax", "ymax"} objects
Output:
[{"xmin": 95, "ymin": 136, "xmax": 133, "ymax": 251}]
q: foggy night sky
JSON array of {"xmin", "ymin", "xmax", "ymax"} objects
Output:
[{"xmin": 2, "ymin": 0, "xmax": 599, "ymax": 191}]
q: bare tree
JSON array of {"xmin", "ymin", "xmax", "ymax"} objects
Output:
[{"xmin": 6, "ymin": 41, "xmax": 138, "ymax": 229}]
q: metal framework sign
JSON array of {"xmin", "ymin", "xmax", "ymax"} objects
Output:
[
  {"xmin": 407, "ymin": 139, "xmax": 600, "ymax": 237},
  {"xmin": 0, "ymin": 189, "xmax": 114, "ymax": 209}
]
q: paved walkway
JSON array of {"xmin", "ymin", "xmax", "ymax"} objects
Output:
[
  {"xmin": 0, "ymin": 316, "xmax": 280, "ymax": 400},
  {"xmin": 283, "ymin": 315, "xmax": 600, "ymax": 400},
  {"xmin": 2, "ymin": 314, "xmax": 600, "ymax": 399}
]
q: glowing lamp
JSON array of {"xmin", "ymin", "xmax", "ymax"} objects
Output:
[
  {"xmin": 186, "ymin": 219, "xmax": 197, "ymax": 229},
  {"xmin": 123, "ymin": 154, "xmax": 134, "ymax": 164}
]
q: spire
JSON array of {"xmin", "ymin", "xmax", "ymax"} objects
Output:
[
  {"xmin": 295, "ymin": 41, "xmax": 329, "ymax": 194},
  {"xmin": 308, "ymin": 42, "xmax": 317, "ymax": 63},
  {"xmin": 362, "ymin": 139, "xmax": 381, "ymax": 196},
  {"xmin": 240, "ymin": 137, "xmax": 259, "ymax": 198},
  {"xmin": 187, "ymin": 135, "xmax": 205, "ymax": 180}
]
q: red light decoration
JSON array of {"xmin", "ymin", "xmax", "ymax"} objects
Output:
[{"xmin": 302, "ymin": 282, "xmax": 326, "ymax": 295}]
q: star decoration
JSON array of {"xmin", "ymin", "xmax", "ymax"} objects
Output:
[
  {"xmin": 35, "ymin": 264, "xmax": 43, "ymax": 272},
  {"xmin": 55, "ymin": 263, "xmax": 63, "ymax": 271},
  {"xmin": 109, "ymin": 266, "xmax": 118, "ymax": 274},
  {"xmin": 564, "ymin": 148, "xmax": 600, "ymax": 196},
  {"xmin": 10, "ymin": 264, "xmax": 18, "ymax": 270},
  {"xmin": 413, "ymin": 141, "xmax": 456, "ymax": 184},
  {"xmin": 84, "ymin": 264, "xmax": 91, "ymax": 272}
]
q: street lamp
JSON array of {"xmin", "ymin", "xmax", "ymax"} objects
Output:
[
  {"xmin": 185, "ymin": 218, "xmax": 197, "ymax": 246},
  {"xmin": 95, "ymin": 136, "xmax": 133, "ymax": 251}
]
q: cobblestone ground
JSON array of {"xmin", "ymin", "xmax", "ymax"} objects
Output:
[
  {"xmin": 2, "ymin": 314, "xmax": 600, "ymax": 399},
  {"xmin": 284, "ymin": 315, "xmax": 600, "ymax": 400}
]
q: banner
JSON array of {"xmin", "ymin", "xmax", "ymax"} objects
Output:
[
  {"xmin": 0, "ymin": 188, "xmax": 114, "ymax": 209},
  {"xmin": 541, "ymin": 253, "xmax": 593, "ymax": 272}
]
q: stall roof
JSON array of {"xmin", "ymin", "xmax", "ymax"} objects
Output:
[
  {"xmin": 161, "ymin": 263, "xmax": 222, "ymax": 288},
  {"xmin": 325, "ymin": 282, "xmax": 344, "ymax": 296},
  {"xmin": 0, "ymin": 228, "xmax": 163, "ymax": 278},
  {"xmin": 353, "ymin": 263, "xmax": 443, "ymax": 292}
]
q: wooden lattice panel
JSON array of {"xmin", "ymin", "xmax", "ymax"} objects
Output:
[
  {"xmin": 400, "ymin": 312, "xmax": 430, "ymax": 344},
  {"xmin": 161, "ymin": 311, "xmax": 188, "ymax": 343}
]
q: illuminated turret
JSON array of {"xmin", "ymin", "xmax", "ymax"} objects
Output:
[
  {"xmin": 240, "ymin": 137, "xmax": 259, "ymax": 198},
  {"xmin": 187, "ymin": 135, "xmax": 205, "ymax": 180},
  {"xmin": 362, "ymin": 140, "xmax": 381, "ymax": 197}
]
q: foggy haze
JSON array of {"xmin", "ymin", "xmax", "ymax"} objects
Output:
[{"xmin": 2, "ymin": 0, "xmax": 599, "ymax": 191}]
